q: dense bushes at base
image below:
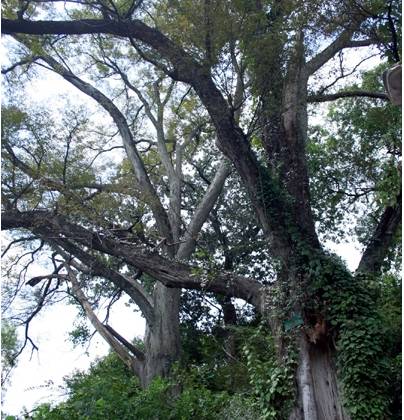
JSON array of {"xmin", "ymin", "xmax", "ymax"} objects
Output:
[
  {"xmin": 7, "ymin": 327, "xmax": 276, "ymax": 420},
  {"xmin": 4, "ymin": 273, "xmax": 400, "ymax": 420},
  {"xmin": 25, "ymin": 369, "xmax": 260, "ymax": 420}
]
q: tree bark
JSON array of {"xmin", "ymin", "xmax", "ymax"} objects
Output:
[
  {"xmin": 289, "ymin": 332, "xmax": 349, "ymax": 420},
  {"xmin": 357, "ymin": 190, "xmax": 402, "ymax": 274},
  {"xmin": 142, "ymin": 284, "xmax": 181, "ymax": 387}
]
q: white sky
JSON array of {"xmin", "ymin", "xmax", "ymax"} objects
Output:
[
  {"xmin": 2, "ymin": 299, "xmax": 145, "ymax": 415},
  {"xmin": 1, "ymin": 31, "xmax": 385, "ymax": 417}
]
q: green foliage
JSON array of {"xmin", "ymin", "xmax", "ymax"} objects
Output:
[
  {"xmin": 1, "ymin": 320, "xmax": 20, "ymax": 387},
  {"xmin": 2, "ymin": 2, "xmax": 402, "ymax": 419},
  {"xmin": 23, "ymin": 324, "xmax": 301, "ymax": 420},
  {"xmin": 68, "ymin": 322, "xmax": 92, "ymax": 347},
  {"xmin": 30, "ymin": 353, "xmax": 140, "ymax": 419},
  {"xmin": 305, "ymin": 253, "xmax": 400, "ymax": 419},
  {"xmin": 154, "ymin": 0, "xmax": 235, "ymax": 65},
  {"xmin": 27, "ymin": 353, "xmax": 229, "ymax": 420},
  {"xmin": 241, "ymin": 324, "xmax": 296, "ymax": 419},
  {"xmin": 308, "ymin": 63, "xmax": 401, "ymax": 246},
  {"xmin": 236, "ymin": 1, "xmax": 287, "ymax": 97}
]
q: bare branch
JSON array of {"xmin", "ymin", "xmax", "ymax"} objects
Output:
[
  {"xmin": 27, "ymin": 272, "xmax": 66, "ymax": 287},
  {"xmin": 13, "ymin": 276, "xmax": 60, "ymax": 361},
  {"xmin": 308, "ymin": 90, "xmax": 388, "ymax": 102},
  {"xmin": 65, "ymin": 264, "xmax": 142, "ymax": 375},
  {"xmin": 1, "ymin": 55, "xmax": 40, "ymax": 74},
  {"xmin": 177, "ymin": 159, "xmax": 232, "ymax": 259},
  {"xmin": 1, "ymin": 236, "xmax": 38, "ymax": 258}
]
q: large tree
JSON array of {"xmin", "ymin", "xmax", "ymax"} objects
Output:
[{"xmin": 1, "ymin": 0, "xmax": 401, "ymax": 419}]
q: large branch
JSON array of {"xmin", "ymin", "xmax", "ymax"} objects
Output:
[
  {"xmin": 108, "ymin": 64, "xmax": 176, "ymax": 179},
  {"xmin": 51, "ymin": 239, "xmax": 155, "ymax": 325},
  {"xmin": 66, "ymin": 265, "xmax": 143, "ymax": 376},
  {"xmin": 308, "ymin": 90, "xmax": 388, "ymax": 103},
  {"xmin": 110, "ymin": 62, "xmax": 227, "ymax": 247},
  {"xmin": 2, "ymin": 210, "xmax": 263, "ymax": 308},
  {"xmin": 356, "ymin": 191, "xmax": 402, "ymax": 274},
  {"xmin": 177, "ymin": 159, "xmax": 232, "ymax": 260},
  {"xmin": 305, "ymin": 16, "xmax": 374, "ymax": 76},
  {"xmin": 2, "ymin": 18, "xmax": 197, "ymax": 81},
  {"xmin": 3, "ymin": 16, "xmax": 326, "ymax": 265}
]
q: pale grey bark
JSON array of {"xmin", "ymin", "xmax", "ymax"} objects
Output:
[
  {"xmin": 66, "ymin": 265, "xmax": 143, "ymax": 377},
  {"xmin": 177, "ymin": 159, "xmax": 232, "ymax": 259},
  {"xmin": 383, "ymin": 64, "xmax": 402, "ymax": 105},
  {"xmin": 293, "ymin": 334, "xmax": 318, "ymax": 420},
  {"xmin": 309, "ymin": 345, "xmax": 350, "ymax": 420},
  {"xmin": 290, "ymin": 337, "xmax": 350, "ymax": 420},
  {"xmin": 142, "ymin": 284, "xmax": 181, "ymax": 387},
  {"xmin": 121, "ymin": 76, "xmax": 233, "ymax": 384}
]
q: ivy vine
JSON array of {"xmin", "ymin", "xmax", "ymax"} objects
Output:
[{"xmin": 304, "ymin": 253, "xmax": 392, "ymax": 419}]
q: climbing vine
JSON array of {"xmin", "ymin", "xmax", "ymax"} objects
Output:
[
  {"xmin": 261, "ymin": 246, "xmax": 394, "ymax": 419},
  {"xmin": 304, "ymin": 253, "xmax": 392, "ymax": 419},
  {"xmin": 242, "ymin": 323, "xmax": 297, "ymax": 420}
]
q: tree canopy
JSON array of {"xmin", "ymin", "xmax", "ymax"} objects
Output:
[{"xmin": 1, "ymin": 1, "xmax": 401, "ymax": 419}]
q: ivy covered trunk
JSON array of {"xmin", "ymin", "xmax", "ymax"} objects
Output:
[
  {"xmin": 142, "ymin": 284, "xmax": 181, "ymax": 388},
  {"xmin": 264, "ymin": 263, "xmax": 351, "ymax": 419},
  {"xmin": 252, "ymin": 33, "xmax": 351, "ymax": 418}
]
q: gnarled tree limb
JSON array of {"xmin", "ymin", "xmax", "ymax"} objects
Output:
[{"xmin": 2, "ymin": 209, "xmax": 263, "ymax": 308}]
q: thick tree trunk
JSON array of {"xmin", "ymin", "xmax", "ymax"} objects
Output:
[
  {"xmin": 289, "ymin": 332, "xmax": 350, "ymax": 420},
  {"xmin": 141, "ymin": 283, "xmax": 181, "ymax": 387}
]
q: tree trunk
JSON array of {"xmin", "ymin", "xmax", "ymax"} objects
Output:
[
  {"xmin": 289, "ymin": 332, "xmax": 350, "ymax": 420},
  {"xmin": 141, "ymin": 283, "xmax": 181, "ymax": 387}
]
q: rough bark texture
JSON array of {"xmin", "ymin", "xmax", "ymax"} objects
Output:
[
  {"xmin": 143, "ymin": 285, "xmax": 181, "ymax": 387},
  {"xmin": 287, "ymin": 325, "xmax": 350, "ymax": 420},
  {"xmin": 309, "ymin": 344, "xmax": 349, "ymax": 420}
]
